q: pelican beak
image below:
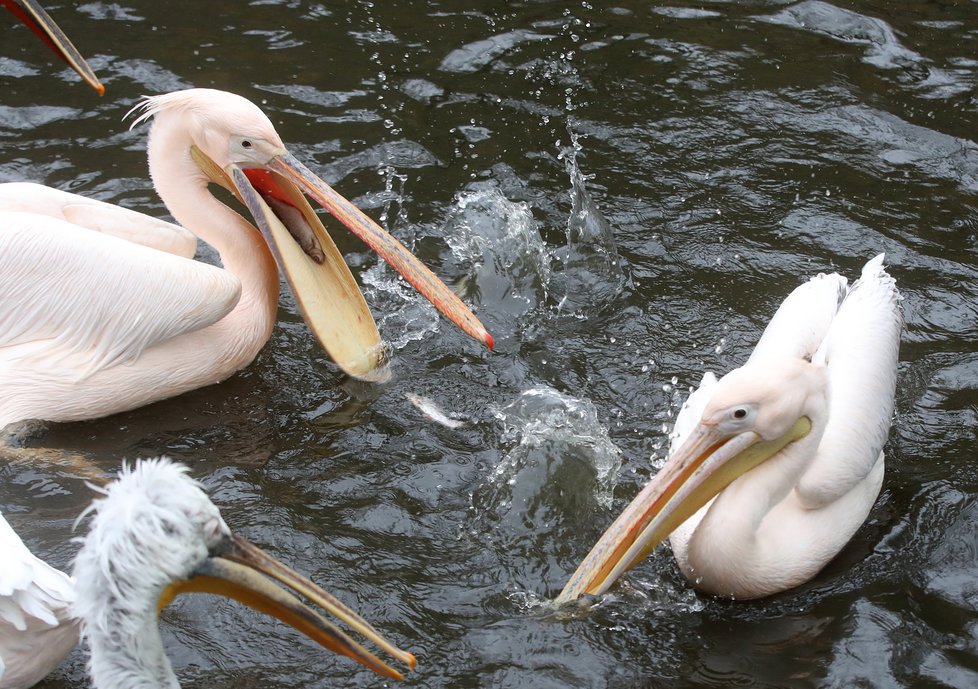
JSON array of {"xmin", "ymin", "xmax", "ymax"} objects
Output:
[
  {"xmin": 262, "ymin": 152, "xmax": 493, "ymax": 349},
  {"xmin": 159, "ymin": 532, "xmax": 416, "ymax": 680},
  {"xmin": 555, "ymin": 416, "xmax": 811, "ymax": 604},
  {"xmin": 189, "ymin": 145, "xmax": 492, "ymax": 380},
  {"xmin": 7, "ymin": 0, "xmax": 104, "ymax": 94}
]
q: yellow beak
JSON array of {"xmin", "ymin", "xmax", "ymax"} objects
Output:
[
  {"xmin": 556, "ymin": 417, "xmax": 811, "ymax": 604},
  {"xmin": 6, "ymin": 0, "xmax": 104, "ymax": 94},
  {"xmin": 159, "ymin": 532, "xmax": 416, "ymax": 680},
  {"xmin": 190, "ymin": 144, "xmax": 492, "ymax": 380}
]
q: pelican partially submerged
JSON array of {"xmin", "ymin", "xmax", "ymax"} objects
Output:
[
  {"xmin": 0, "ymin": 88, "xmax": 492, "ymax": 432},
  {"xmin": 2, "ymin": 0, "xmax": 103, "ymax": 94},
  {"xmin": 558, "ymin": 255, "xmax": 902, "ymax": 602},
  {"xmin": 70, "ymin": 458, "xmax": 415, "ymax": 688}
]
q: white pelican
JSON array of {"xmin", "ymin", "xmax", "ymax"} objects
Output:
[
  {"xmin": 2, "ymin": 0, "xmax": 103, "ymax": 94},
  {"xmin": 558, "ymin": 254, "xmax": 902, "ymax": 602},
  {"xmin": 0, "ymin": 88, "xmax": 492, "ymax": 432},
  {"xmin": 0, "ymin": 514, "xmax": 77, "ymax": 689},
  {"xmin": 71, "ymin": 458, "xmax": 416, "ymax": 688}
]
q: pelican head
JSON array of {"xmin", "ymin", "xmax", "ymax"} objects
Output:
[
  {"xmin": 556, "ymin": 358, "xmax": 823, "ymax": 603},
  {"xmin": 132, "ymin": 89, "xmax": 286, "ymax": 170},
  {"xmin": 127, "ymin": 89, "xmax": 491, "ymax": 379},
  {"xmin": 4, "ymin": 0, "xmax": 103, "ymax": 93},
  {"xmin": 73, "ymin": 459, "xmax": 416, "ymax": 688},
  {"xmin": 699, "ymin": 358, "xmax": 824, "ymax": 441}
]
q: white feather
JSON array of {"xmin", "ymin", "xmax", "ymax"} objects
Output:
[
  {"xmin": 0, "ymin": 183, "xmax": 195, "ymax": 258},
  {"xmin": 0, "ymin": 514, "xmax": 78, "ymax": 689},
  {"xmin": 0, "ymin": 212, "xmax": 240, "ymax": 379}
]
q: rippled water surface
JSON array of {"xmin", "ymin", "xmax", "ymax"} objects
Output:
[{"xmin": 3, "ymin": 1, "xmax": 978, "ymax": 687}]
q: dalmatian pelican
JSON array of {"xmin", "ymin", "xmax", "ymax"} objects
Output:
[{"xmin": 71, "ymin": 458, "xmax": 415, "ymax": 688}]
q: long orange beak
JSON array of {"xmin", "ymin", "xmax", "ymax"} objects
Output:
[
  {"xmin": 3, "ymin": 0, "xmax": 104, "ymax": 94},
  {"xmin": 190, "ymin": 142, "xmax": 492, "ymax": 380},
  {"xmin": 265, "ymin": 152, "xmax": 493, "ymax": 350},
  {"xmin": 556, "ymin": 417, "xmax": 810, "ymax": 603}
]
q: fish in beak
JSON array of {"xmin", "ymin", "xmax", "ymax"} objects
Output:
[
  {"xmin": 555, "ymin": 416, "xmax": 811, "ymax": 603},
  {"xmin": 4, "ymin": 0, "xmax": 104, "ymax": 94},
  {"xmin": 159, "ymin": 530, "xmax": 416, "ymax": 680},
  {"xmin": 189, "ymin": 141, "xmax": 493, "ymax": 381}
]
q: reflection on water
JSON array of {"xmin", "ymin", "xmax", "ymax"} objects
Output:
[{"xmin": 2, "ymin": 0, "xmax": 977, "ymax": 687}]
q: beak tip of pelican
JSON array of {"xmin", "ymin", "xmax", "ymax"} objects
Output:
[{"xmin": 485, "ymin": 332, "xmax": 495, "ymax": 350}]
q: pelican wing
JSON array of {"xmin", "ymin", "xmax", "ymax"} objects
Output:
[
  {"xmin": 0, "ymin": 183, "xmax": 196, "ymax": 258},
  {"xmin": 0, "ymin": 514, "xmax": 74, "ymax": 631},
  {"xmin": 0, "ymin": 211, "xmax": 240, "ymax": 377},
  {"xmin": 748, "ymin": 269, "xmax": 848, "ymax": 365},
  {"xmin": 0, "ymin": 513, "xmax": 77, "ymax": 689},
  {"xmin": 798, "ymin": 255, "xmax": 902, "ymax": 508}
]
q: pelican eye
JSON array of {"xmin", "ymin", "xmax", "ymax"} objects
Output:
[
  {"xmin": 241, "ymin": 140, "xmax": 253, "ymax": 149},
  {"xmin": 733, "ymin": 408, "xmax": 748, "ymax": 420}
]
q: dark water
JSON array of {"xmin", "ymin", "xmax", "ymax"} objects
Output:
[{"xmin": 2, "ymin": 1, "xmax": 977, "ymax": 687}]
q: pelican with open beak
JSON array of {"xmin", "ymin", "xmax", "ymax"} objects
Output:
[{"xmin": 0, "ymin": 88, "xmax": 492, "ymax": 429}]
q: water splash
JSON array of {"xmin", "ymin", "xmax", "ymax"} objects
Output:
[
  {"xmin": 362, "ymin": 184, "xmax": 549, "ymax": 350},
  {"xmin": 360, "ymin": 259, "xmax": 441, "ymax": 350},
  {"xmin": 443, "ymin": 186, "xmax": 551, "ymax": 321},
  {"xmin": 550, "ymin": 133, "xmax": 627, "ymax": 318},
  {"xmin": 505, "ymin": 586, "xmax": 552, "ymax": 614},
  {"xmin": 358, "ymin": 170, "xmax": 451, "ymax": 351},
  {"xmin": 490, "ymin": 385, "xmax": 622, "ymax": 509},
  {"xmin": 357, "ymin": 129, "xmax": 629, "ymax": 354},
  {"xmin": 438, "ymin": 137, "xmax": 627, "ymax": 341}
]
